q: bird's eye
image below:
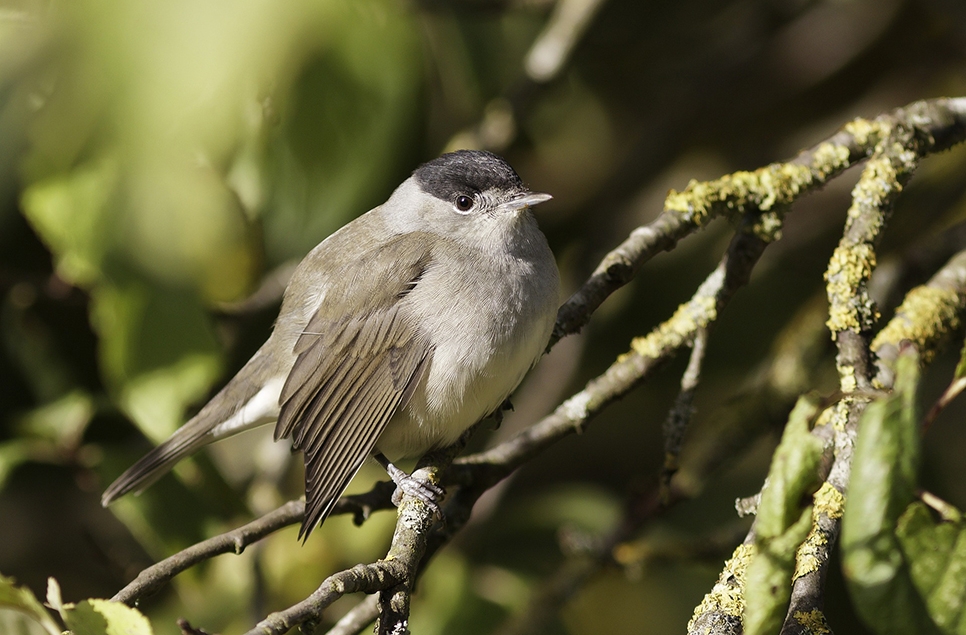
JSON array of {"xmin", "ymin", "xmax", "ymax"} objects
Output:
[{"xmin": 455, "ymin": 195, "xmax": 474, "ymax": 212}]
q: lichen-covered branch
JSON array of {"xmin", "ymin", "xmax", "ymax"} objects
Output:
[
  {"xmin": 780, "ymin": 104, "xmax": 958, "ymax": 635},
  {"xmin": 553, "ymin": 97, "xmax": 966, "ymax": 346},
  {"xmin": 872, "ymin": 249, "xmax": 966, "ymax": 386},
  {"xmin": 684, "ymin": 97, "xmax": 966, "ymax": 635}
]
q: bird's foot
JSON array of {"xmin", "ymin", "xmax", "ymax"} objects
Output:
[
  {"xmin": 490, "ymin": 397, "xmax": 514, "ymax": 429},
  {"xmin": 376, "ymin": 454, "xmax": 445, "ymax": 517}
]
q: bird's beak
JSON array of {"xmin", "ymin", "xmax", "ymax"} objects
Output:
[{"xmin": 503, "ymin": 191, "xmax": 553, "ymax": 212}]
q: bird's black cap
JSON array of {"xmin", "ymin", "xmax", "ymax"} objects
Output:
[{"xmin": 413, "ymin": 150, "xmax": 525, "ymax": 202}]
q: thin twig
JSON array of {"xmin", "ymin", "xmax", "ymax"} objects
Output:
[
  {"xmin": 324, "ymin": 595, "xmax": 379, "ymax": 635},
  {"xmin": 113, "ymin": 483, "xmax": 398, "ymax": 605},
  {"xmin": 661, "ymin": 326, "xmax": 709, "ymax": 502}
]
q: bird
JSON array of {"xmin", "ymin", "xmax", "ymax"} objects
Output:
[{"xmin": 101, "ymin": 149, "xmax": 561, "ymax": 540}]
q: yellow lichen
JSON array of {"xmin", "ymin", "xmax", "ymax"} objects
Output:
[
  {"xmin": 813, "ymin": 407, "xmax": 835, "ymax": 428},
  {"xmin": 631, "ymin": 293, "xmax": 718, "ymax": 359},
  {"xmin": 751, "ymin": 210, "xmax": 784, "ymax": 242},
  {"xmin": 825, "ymin": 243, "xmax": 879, "ymax": 334},
  {"xmin": 664, "ymin": 161, "xmax": 815, "ymax": 230},
  {"xmin": 792, "ymin": 483, "xmax": 845, "ymax": 580},
  {"xmin": 838, "ymin": 364, "xmax": 858, "ymax": 393},
  {"xmin": 844, "ymin": 118, "xmax": 890, "ymax": 148},
  {"xmin": 688, "ymin": 543, "xmax": 756, "ymax": 630},
  {"xmin": 793, "ymin": 609, "xmax": 832, "ymax": 635},
  {"xmin": 829, "ymin": 403, "xmax": 850, "ymax": 432},
  {"xmin": 809, "ymin": 142, "xmax": 851, "ymax": 179},
  {"xmin": 846, "ymin": 155, "xmax": 901, "ymax": 224},
  {"xmin": 871, "ymin": 285, "xmax": 961, "ymax": 365},
  {"xmin": 812, "ymin": 482, "xmax": 845, "ymax": 519}
]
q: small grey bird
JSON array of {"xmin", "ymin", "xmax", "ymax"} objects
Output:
[{"xmin": 101, "ymin": 150, "xmax": 560, "ymax": 540}]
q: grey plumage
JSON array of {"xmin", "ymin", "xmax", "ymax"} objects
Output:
[{"xmin": 102, "ymin": 150, "xmax": 560, "ymax": 540}]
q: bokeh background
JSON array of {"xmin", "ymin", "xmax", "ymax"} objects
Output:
[{"xmin": 2, "ymin": 0, "xmax": 966, "ymax": 633}]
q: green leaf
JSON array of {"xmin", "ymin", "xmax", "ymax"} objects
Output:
[
  {"xmin": 48, "ymin": 578, "xmax": 153, "ymax": 635},
  {"xmin": 744, "ymin": 396, "xmax": 825, "ymax": 635},
  {"xmin": 753, "ymin": 396, "xmax": 824, "ymax": 540},
  {"xmin": 897, "ymin": 502, "xmax": 966, "ymax": 633},
  {"xmin": 0, "ymin": 441, "xmax": 32, "ymax": 492},
  {"xmin": 20, "ymin": 158, "xmax": 118, "ymax": 288},
  {"xmin": 17, "ymin": 391, "xmax": 95, "ymax": 449},
  {"xmin": 0, "ymin": 574, "xmax": 62, "ymax": 635},
  {"xmin": 61, "ymin": 600, "xmax": 153, "ymax": 635},
  {"xmin": 842, "ymin": 349, "xmax": 940, "ymax": 634},
  {"xmin": 90, "ymin": 280, "xmax": 222, "ymax": 443}
]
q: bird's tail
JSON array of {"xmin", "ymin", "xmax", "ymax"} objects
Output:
[
  {"xmin": 101, "ymin": 345, "xmax": 284, "ymax": 506},
  {"xmin": 100, "ymin": 421, "xmax": 213, "ymax": 505}
]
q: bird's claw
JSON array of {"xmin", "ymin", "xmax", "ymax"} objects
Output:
[{"xmin": 384, "ymin": 462, "xmax": 445, "ymax": 516}]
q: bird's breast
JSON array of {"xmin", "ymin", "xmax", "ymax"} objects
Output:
[{"xmin": 375, "ymin": 243, "xmax": 559, "ymax": 460}]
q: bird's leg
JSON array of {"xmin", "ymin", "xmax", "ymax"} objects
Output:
[
  {"xmin": 374, "ymin": 453, "xmax": 445, "ymax": 516},
  {"xmin": 490, "ymin": 397, "xmax": 514, "ymax": 429}
]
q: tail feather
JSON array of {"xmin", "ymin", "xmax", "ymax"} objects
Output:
[
  {"xmin": 101, "ymin": 343, "xmax": 286, "ymax": 506},
  {"xmin": 100, "ymin": 423, "xmax": 212, "ymax": 505}
]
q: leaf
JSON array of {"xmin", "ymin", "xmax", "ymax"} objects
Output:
[
  {"xmin": 48, "ymin": 578, "xmax": 153, "ymax": 635},
  {"xmin": 744, "ymin": 396, "xmax": 825, "ymax": 635},
  {"xmin": 0, "ymin": 574, "xmax": 62, "ymax": 635},
  {"xmin": 897, "ymin": 502, "xmax": 966, "ymax": 633},
  {"xmin": 841, "ymin": 348, "xmax": 941, "ymax": 634},
  {"xmin": 90, "ymin": 280, "xmax": 222, "ymax": 443},
  {"xmin": 17, "ymin": 391, "xmax": 95, "ymax": 449},
  {"xmin": 0, "ymin": 441, "xmax": 32, "ymax": 492},
  {"xmin": 20, "ymin": 158, "xmax": 118, "ymax": 288},
  {"xmin": 62, "ymin": 600, "xmax": 153, "ymax": 635}
]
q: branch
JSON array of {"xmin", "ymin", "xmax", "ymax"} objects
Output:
[
  {"xmin": 552, "ymin": 97, "xmax": 966, "ymax": 346},
  {"xmin": 324, "ymin": 595, "xmax": 379, "ymax": 635},
  {"xmin": 781, "ymin": 101, "xmax": 930, "ymax": 635},
  {"xmin": 113, "ymin": 483, "xmax": 398, "ymax": 605},
  {"xmin": 661, "ymin": 326, "xmax": 709, "ymax": 501},
  {"xmin": 685, "ymin": 97, "xmax": 966, "ymax": 635}
]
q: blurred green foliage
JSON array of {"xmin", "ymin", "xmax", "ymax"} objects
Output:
[{"xmin": 2, "ymin": 0, "xmax": 966, "ymax": 634}]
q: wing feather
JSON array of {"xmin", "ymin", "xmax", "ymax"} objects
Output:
[{"xmin": 275, "ymin": 237, "xmax": 435, "ymax": 539}]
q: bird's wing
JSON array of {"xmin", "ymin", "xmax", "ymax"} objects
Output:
[{"xmin": 275, "ymin": 234, "xmax": 435, "ymax": 539}]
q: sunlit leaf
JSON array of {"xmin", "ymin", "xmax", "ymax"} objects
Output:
[
  {"xmin": 744, "ymin": 396, "xmax": 824, "ymax": 635},
  {"xmin": 842, "ymin": 349, "xmax": 940, "ymax": 634},
  {"xmin": 48, "ymin": 577, "xmax": 153, "ymax": 635},
  {"xmin": 17, "ymin": 390, "xmax": 94, "ymax": 448},
  {"xmin": 90, "ymin": 280, "xmax": 222, "ymax": 443},
  {"xmin": 20, "ymin": 158, "xmax": 118, "ymax": 288},
  {"xmin": 897, "ymin": 502, "xmax": 966, "ymax": 633},
  {"xmin": 0, "ymin": 574, "xmax": 61, "ymax": 635}
]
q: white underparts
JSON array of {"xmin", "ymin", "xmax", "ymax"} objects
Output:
[{"xmin": 209, "ymin": 375, "xmax": 285, "ymax": 440}]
